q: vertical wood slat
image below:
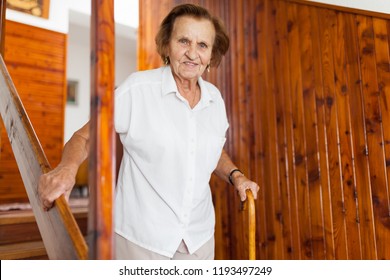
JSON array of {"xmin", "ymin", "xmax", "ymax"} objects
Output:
[
  {"xmin": 373, "ymin": 19, "xmax": 390, "ymax": 253},
  {"xmin": 260, "ymin": 0, "xmax": 283, "ymax": 260},
  {"xmin": 251, "ymin": 0, "xmax": 268, "ymax": 260},
  {"xmin": 286, "ymin": 2, "xmax": 311, "ymax": 259},
  {"xmin": 297, "ymin": 3, "xmax": 329, "ymax": 259},
  {"xmin": 310, "ymin": 7, "xmax": 336, "ymax": 259},
  {"xmin": 0, "ymin": 0, "xmax": 5, "ymax": 55},
  {"xmin": 273, "ymin": 0, "xmax": 299, "ymax": 259},
  {"xmin": 322, "ymin": 10, "xmax": 348, "ymax": 259},
  {"xmin": 0, "ymin": 55, "xmax": 87, "ymax": 259},
  {"xmin": 343, "ymin": 13, "xmax": 376, "ymax": 259},
  {"xmin": 138, "ymin": 0, "xmax": 390, "ymax": 259},
  {"xmin": 88, "ymin": 0, "xmax": 115, "ymax": 260},
  {"xmin": 331, "ymin": 12, "xmax": 362, "ymax": 259},
  {"xmin": 300, "ymin": 5, "xmax": 325, "ymax": 259},
  {"xmin": 357, "ymin": 15, "xmax": 389, "ymax": 260},
  {"xmin": 233, "ymin": 0, "xmax": 248, "ymax": 260}
]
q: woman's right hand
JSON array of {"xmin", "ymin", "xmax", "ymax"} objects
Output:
[
  {"xmin": 38, "ymin": 122, "xmax": 90, "ymax": 211},
  {"xmin": 38, "ymin": 165, "xmax": 76, "ymax": 211}
]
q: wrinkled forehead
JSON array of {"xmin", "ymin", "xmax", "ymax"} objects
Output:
[{"xmin": 172, "ymin": 16, "xmax": 215, "ymax": 42}]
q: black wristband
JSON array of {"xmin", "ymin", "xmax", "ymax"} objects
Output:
[{"xmin": 229, "ymin": 168, "xmax": 243, "ymax": 185}]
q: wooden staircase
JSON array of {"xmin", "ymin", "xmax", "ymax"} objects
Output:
[{"xmin": 0, "ymin": 204, "xmax": 88, "ymax": 259}]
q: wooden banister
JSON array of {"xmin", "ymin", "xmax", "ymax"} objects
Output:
[
  {"xmin": 88, "ymin": 0, "xmax": 115, "ymax": 259},
  {"xmin": 240, "ymin": 189, "xmax": 256, "ymax": 260},
  {"xmin": 0, "ymin": 55, "xmax": 88, "ymax": 259}
]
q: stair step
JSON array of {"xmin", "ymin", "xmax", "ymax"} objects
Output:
[
  {"xmin": 0, "ymin": 200, "xmax": 88, "ymax": 259},
  {"xmin": 0, "ymin": 240, "xmax": 47, "ymax": 260}
]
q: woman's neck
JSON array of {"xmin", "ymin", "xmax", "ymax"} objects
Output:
[{"xmin": 175, "ymin": 78, "xmax": 200, "ymax": 109}]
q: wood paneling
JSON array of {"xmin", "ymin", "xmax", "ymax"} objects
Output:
[
  {"xmin": 0, "ymin": 21, "xmax": 66, "ymax": 203},
  {"xmin": 139, "ymin": 0, "xmax": 390, "ymax": 259}
]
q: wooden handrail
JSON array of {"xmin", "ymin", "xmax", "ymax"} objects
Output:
[
  {"xmin": 0, "ymin": 55, "xmax": 88, "ymax": 259},
  {"xmin": 240, "ymin": 189, "xmax": 256, "ymax": 260}
]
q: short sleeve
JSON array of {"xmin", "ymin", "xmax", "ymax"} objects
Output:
[{"xmin": 114, "ymin": 77, "xmax": 132, "ymax": 134}]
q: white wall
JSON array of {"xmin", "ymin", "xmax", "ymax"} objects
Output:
[
  {"xmin": 68, "ymin": 0, "xmax": 139, "ymax": 29},
  {"xmin": 65, "ymin": 1, "xmax": 138, "ymax": 142},
  {"xmin": 5, "ymin": 0, "xmax": 139, "ymax": 47},
  {"xmin": 65, "ymin": 22, "xmax": 90, "ymax": 142},
  {"xmin": 308, "ymin": 0, "xmax": 390, "ymax": 14},
  {"xmin": 6, "ymin": 0, "xmax": 68, "ymax": 33},
  {"xmin": 65, "ymin": 18, "xmax": 137, "ymax": 142}
]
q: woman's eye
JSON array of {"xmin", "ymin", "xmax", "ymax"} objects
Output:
[
  {"xmin": 179, "ymin": 39, "xmax": 189, "ymax": 44},
  {"xmin": 199, "ymin": 43, "xmax": 208, "ymax": 49}
]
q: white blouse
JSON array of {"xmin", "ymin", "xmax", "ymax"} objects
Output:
[{"xmin": 114, "ymin": 66, "xmax": 229, "ymax": 257}]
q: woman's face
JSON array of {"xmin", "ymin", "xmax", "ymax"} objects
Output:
[{"xmin": 167, "ymin": 16, "xmax": 215, "ymax": 83}]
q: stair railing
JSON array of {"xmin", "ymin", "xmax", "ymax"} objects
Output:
[{"xmin": 0, "ymin": 54, "xmax": 88, "ymax": 259}]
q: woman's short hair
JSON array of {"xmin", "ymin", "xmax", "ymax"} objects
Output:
[{"xmin": 155, "ymin": 3, "xmax": 230, "ymax": 67}]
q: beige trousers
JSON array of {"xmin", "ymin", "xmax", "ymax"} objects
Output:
[{"xmin": 115, "ymin": 233, "xmax": 214, "ymax": 260}]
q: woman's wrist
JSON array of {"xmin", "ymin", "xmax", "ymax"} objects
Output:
[{"xmin": 228, "ymin": 168, "xmax": 244, "ymax": 186}]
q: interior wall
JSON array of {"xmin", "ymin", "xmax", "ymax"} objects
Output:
[
  {"xmin": 306, "ymin": 0, "xmax": 390, "ymax": 14},
  {"xmin": 139, "ymin": 0, "xmax": 390, "ymax": 259},
  {"xmin": 65, "ymin": 18, "xmax": 137, "ymax": 142},
  {"xmin": 0, "ymin": 21, "xmax": 67, "ymax": 203},
  {"xmin": 5, "ymin": 0, "xmax": 69, "ymax": 33}
]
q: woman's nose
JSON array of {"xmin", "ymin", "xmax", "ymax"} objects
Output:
[{"xmin": 186, "ymin": 45, "xmax": 198, "ymax": 60}]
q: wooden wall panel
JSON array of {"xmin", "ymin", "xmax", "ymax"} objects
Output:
[
  {"xmin": 138, "ymin": 0, "xmax": 390, "ymax": 260},
  {"xmin": 357, "ymin": 15, "xmax": 389, "ymax": 260},
  {"xmin": 0, "ymin": 21, "xmax": 66, "ymax": 203}
]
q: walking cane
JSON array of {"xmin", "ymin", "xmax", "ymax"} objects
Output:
[{"xmin": 240, "ymin": 189, "xmax": 256, "ymax": 260}]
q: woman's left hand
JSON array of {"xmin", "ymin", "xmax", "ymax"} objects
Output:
[{"xmin": 234, "ymin": 175, "xmax": 260, "ymax": 201}]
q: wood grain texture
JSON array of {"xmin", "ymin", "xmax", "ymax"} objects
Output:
[
  {"xmin": 88, "ymin": 0, "xmax": 115, "ymax": 260},
  {"xmin": 139, "ymin": 0, "xmax": 390, "ymax": 259},
  {"xmin": 0, "ymin": 0, "xmax": 5, "ymax": 55},
  {"xmin": 357, "ymin": 15, "xmax": 389, "ymax": 260},
  {"xmin": 0, "ymin": 21, "xmax": 66, "ymax": 203}
]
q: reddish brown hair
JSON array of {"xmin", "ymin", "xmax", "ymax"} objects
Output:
[{"xmin": 155, "ymin": 4, "xmax": 230, "ymax": 67}]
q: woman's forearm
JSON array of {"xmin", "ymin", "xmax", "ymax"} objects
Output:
[
  {"xmin": 58, "ymin": 122, "xmax": 90, "ymax": 176},
  {"xmin": 214, "ymin": 149, "xmax": 243, "ymax": 185}
]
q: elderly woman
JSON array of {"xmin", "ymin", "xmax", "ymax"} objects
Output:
[{"xmin": 39, "ymin": 3, "xmax": 259, "ymax": 260}]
